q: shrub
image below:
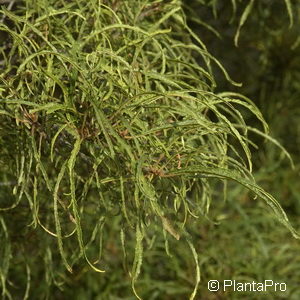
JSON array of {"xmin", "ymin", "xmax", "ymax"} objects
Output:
[{"xmin": 0, "ymin": 0, "xmax": 298, "ymax": 298}]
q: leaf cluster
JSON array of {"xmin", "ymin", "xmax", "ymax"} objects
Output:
[{"xmin": 0, "ymin": 0, "xmax": 299, "ymax": 298}]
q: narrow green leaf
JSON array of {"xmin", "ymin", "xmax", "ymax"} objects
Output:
[
  {"xmin": 172, "ymin": 166, "xmax": 300, "ymax": 239},
  {"xmin": 54, "ymin": 162, "xmax": 72, "ymax": 273},
  {"xmin": 187, "ymin": 238, "xmax": 200, "ymax": 300},
  {"xmin": 161, "ymin": 216, "xmax": 180, "ymax": 240},
  {"xmin": 120, "ymin": 176, "xmax": 133, "ymax": 228},
  {"xmin": 29, "ymin": 103, "xmax": 75, "ymax": 114},
  {"xmin": 68, "ymin": 136, "xmax": 105, "ymax": 273},
  {"xmin": 131, "ymin": 224, "xmax": 144, "ymax": 300},
  {"xmin": 284, "ymin": 0, "xmax": 293, "ymax": 28},
  {"xmin": 234, "ymin": 0, "xmax": 255, "ymax": 47}
]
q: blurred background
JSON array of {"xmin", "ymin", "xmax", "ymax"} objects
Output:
[{"xmin": 182, "ymin": 1, "xmax": 300, "ymax": 299}]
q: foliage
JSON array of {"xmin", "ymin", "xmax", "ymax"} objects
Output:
[
  {"xmin": 0, "ymin": 0, "xmax": 299, "ymax": 298},
  {"xmin": 183, "ymin": 0, "xmax": 300, "ymax": 298},
  {"xmin": 183, "ymin": 0, "xmax": 300, "ymax": 205}
]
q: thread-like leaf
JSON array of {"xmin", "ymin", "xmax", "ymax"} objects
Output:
[
  {"xmin": 53, "ymin": 162, "xmax": 72, "ymax": 273},
  {"xmin": 68, "ymin": 136, "xmax": 105, "ymax": 273},
  {"xmin": 234, "ymin": 0, "xmax": 255, "ymax": 47},
  {"xmin": 284, "ymin": 0, "xmax": 293, "ymax": 28},
  {"xmin": 131, "ymin": 224, "xmax": 144, "ymax": 300}
]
